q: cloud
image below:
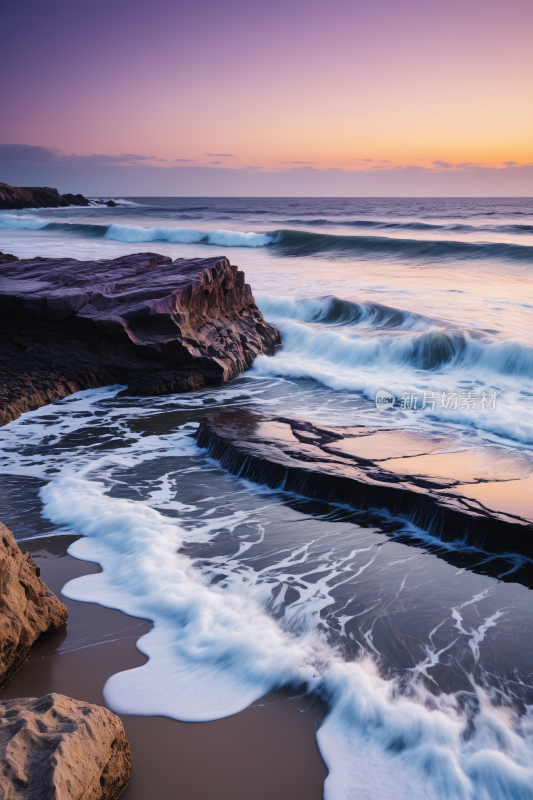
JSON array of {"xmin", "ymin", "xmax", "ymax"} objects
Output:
[
  {"xmin": 0, "ymin": 143, "xmax": 67, "ymax": 165},
  {"xmin": 433, "ymin": 160, "xmax": 484, "ymax": 170},
  {"xmin": 244, "ymin": 165, "xmax": 262, "ymax": 171},
  {"xmin": 116, "ymin": 153, "xmax": 157, "ymax": 160},
  {"xmin": 2, "ymin": 143, "xmax": 532, "ymax": 198},
  {"xmin": 455, "ymin": 162, "xmax": 483, "ymax": 169},
  {"xmin": 175, "ymin": 158, "xmax": 196, "ymax": 162},
  {"xmin": 210, "ymin": 161, "xmax": 222, "ymax": 165},
  {"xmin": 205, "ymin": 153, "xmax": 235, "ymax": 157},
  {"xmin": 279, "ymin": 161, "xmax": 315, "ymax": 165},
  {"xmin": 0, "ymin": 143, "xmax": 160, "ymax": 167},
  {"xmin": 502, "ymin": 160, "xmax": 519, "ymax": 167}
]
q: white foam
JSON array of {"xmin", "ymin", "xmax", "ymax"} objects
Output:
[
  {"xmin": 96, "ymin": 199, "xmax": 146, "ymax": 207},
  {"xmin": 0, "ymin": 213, "xmax": 49, "ymax": 230},
  {"xmin": 251, "ymin": 318, "xmax": 533, "ymax": 445},
  {"xmin": 2, "ymin": 388, "xmax": 533, "ymax": 798},
  {"xmin": 104, "ymin": 223, "xmax": 273, "ymax": 247},
  {"xmin": 39, "ymin": 460, "xmax": 533, "ymax": 800}
]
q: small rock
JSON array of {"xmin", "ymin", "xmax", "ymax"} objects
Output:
[{"xmin": 0, "ymin": 693, "xmax": 132, "ymax": 800}]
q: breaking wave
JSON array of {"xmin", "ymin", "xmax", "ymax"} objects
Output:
[
  {"xmin": 254, "ymin": 293, "xmax": 533, "ymax": 443},
  {"xmin": 2, "ymin": 214, "xmax": 532, "ymax": 260},
  {"xmin": 256, "ymin": 316, "xmax": 533, "ymax": 381},
  {"xmin": 256, "ymin": 293, "xmax": 440, "ymax": 331}
]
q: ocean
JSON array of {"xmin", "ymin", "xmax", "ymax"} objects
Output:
[{"xmin": 1, "ymin": 196, "xmax": 533, "ymax": 799}]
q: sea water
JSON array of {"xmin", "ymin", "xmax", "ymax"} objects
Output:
[{"xmin": 1, "ymin": 197, "xmax": 533, "ymax": 798}]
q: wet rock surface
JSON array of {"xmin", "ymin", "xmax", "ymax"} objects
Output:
[
  {"xmin": 0, "ymin": 253, "xmax": 281, "ymax": 424},
  {"xmin": 0, "ymin": 693, "xmax": 132, "ymax": 800},
  {"xmin": 195, "ymin": 411, "xmax": 533, "ymax": 556},
  {"xmin": 0, "ymin": 522, "xmax": 68, "ymax": 689},
  {"xmin": 0, "ymin": 182, "xmax": 90, "ymax": 210}
]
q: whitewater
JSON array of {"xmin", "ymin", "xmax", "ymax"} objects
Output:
[{"xmin": 1, "ymin": 196, "xmax": 533, "ymax": 799}]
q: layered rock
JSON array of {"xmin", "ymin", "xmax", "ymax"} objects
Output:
[
  {"xmin": 195, "ymin": 411, "xmax": 533, "ymax": 557},
  {"xmin": 0, "ymin": 182, "xmax": 90, "ymax": 210},
  {"xmin": 0, "ymin": 253, "xmax": 281, "ymax": 423},
  {"xmin": 0, "ymin": 521, "xmax": 68, "ymax": 689},
  {"xmin": 0, "ymin": 693, "xmax": 131, "ymax": 800}
]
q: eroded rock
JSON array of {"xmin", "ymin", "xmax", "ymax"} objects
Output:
[
  {"xmin": 0, "ymin": 522, "xmax": 68, "ymax": 689},
  {"xmin": 0, "ymin": 693, "xmax": 131, "ymax": 800},
  {"xmin": 0, "ymin": 253, "xmax": 281, "ymax": 423}
]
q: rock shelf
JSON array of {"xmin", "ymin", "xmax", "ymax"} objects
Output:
[{"xmin": 195, "ymin": 411, "xmax": 533, "ymax": 556}]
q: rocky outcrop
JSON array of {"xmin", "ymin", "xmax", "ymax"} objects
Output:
[
  {"xmin": 0, "ymin": 252, "xmax": 18, "ymax": 265},
  {"xmin": 0, "ymin": 183, "xmax": 91, "ymax": 210},
  {"xmin": 0, "ymin": 369, "xmax": 108, "ymax": 427},
  {"xmin": 0, "ymin": 693, "xmax": 131, "ymax": 799},
  {"xmin": 0, "ymin": 522, "xmax": 68, "ymax": 688},
  {"xmin": 0, "ymin": 253, "xmax": 281, "ymax": 423},
  {"xmin": 195, "ymin": 411, "xmax": 533, "ymax": 557},
  {"xmin": 62, "ymin": 192, "xmax": 91, "ymax": 207}
]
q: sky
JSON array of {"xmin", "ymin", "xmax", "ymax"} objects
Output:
[{"xmin": 1, "ymin": 0, "xmax": 532, "ymax": 196}]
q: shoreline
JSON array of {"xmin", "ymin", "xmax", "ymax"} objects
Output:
[{"xmin": 0, "ymin": 528, "xmax": 329, "ymax": 800}]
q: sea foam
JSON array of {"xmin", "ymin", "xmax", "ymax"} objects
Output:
[
  {"xmin": 1, "ymin": 387, "xmax": 533, "ymax": 799},
  {"xmin": 254, "ymin": 293, "xmax": 533, "ymax": 444},
  {"xmin": 41, "ymin": 445, "xmax": 533, "ymax": 800}
]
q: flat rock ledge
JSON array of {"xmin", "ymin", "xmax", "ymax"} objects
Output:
[
  {"xmin": 195, "ymin": 411, "xmax": 533, "ymax": 557},
  {"xmin": 0, "ymin": 693, "xmax": 131, "ymax": 800},
  {"xmin": 0, "ymin": 252, "xmax": 281, "ymax": 425},
  {"xmin": 0, "ymin": 521, "xmax": 68, "ymax": 689}
]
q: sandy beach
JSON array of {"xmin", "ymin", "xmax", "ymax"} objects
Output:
[{"xmin": 0, "ymin": 524, "xmax": 328, "ymax": 799}]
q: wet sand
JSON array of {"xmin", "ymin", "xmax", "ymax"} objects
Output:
[{"xmin": 0, "ymin": 533, "xmax": 328, "ymax": 800}]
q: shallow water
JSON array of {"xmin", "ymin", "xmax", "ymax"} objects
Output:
[{"xmin": 2, "ymin": 197, "xmax": 533, "ymax": 799}]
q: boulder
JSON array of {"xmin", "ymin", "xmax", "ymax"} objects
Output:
[
  {"xmin": 62, "ymin": 193, "xmax": 91, "ymax": 207},
  {"xmin": 0, "ymin": 693, "xmax": 131, "ymax": 800},
  {"xmin": 0, "ymin": 252, "xmax": 281, "ymax": 423},
  {"xmin": 0, "ymin": 522, "xmax": 68, "ymax": 689}
]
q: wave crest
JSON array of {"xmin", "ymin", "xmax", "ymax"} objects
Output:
[{"xmin": 2, "ymin": 214, "xmax": 532, "ymax": 261}]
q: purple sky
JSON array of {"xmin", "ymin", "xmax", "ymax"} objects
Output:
[{"xmin": 1, "ymin": 0, "xmax": 532, "ymax": 195}]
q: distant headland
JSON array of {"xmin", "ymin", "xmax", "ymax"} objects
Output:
[{"xmin": 0, "ymin": 182, "xmax": 116, "ymax": 209}]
